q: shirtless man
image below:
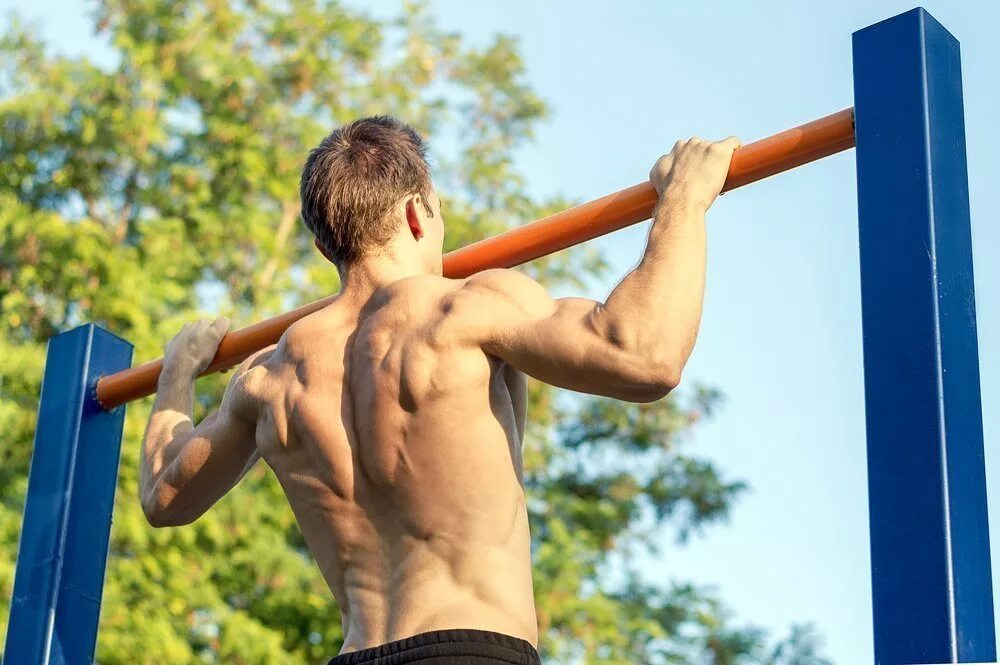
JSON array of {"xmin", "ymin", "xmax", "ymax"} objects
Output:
[{"xmin": 139, "ymin": 116, "xmax": 739, "ymax": 664}]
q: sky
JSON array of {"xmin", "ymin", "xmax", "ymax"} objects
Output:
[{"xmin": 6, "ymin": 1, "xmax": 1000, "ymax": 664}]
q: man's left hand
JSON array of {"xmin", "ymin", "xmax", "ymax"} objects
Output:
[{"xmin": 162, "ymin": 316, "xmax": 230, "ymax": 382}]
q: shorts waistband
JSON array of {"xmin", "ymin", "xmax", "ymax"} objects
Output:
[{"xmin": 327, "ymin": 628, "xmax": 541, "ymax": 665}]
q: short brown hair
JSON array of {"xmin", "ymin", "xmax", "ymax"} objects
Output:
[{"xmin": 300, "ymin": 116, "xmax": 433, "ymax": 268}]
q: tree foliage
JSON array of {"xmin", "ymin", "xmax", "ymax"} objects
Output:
[{"xmin": 0, "ymin": 1, "xmax": 830, "ymax": 662}]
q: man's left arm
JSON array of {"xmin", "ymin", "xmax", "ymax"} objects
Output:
[{"xmin": 140, "ymin": 317, "xmax": 262, "ymax": 527}]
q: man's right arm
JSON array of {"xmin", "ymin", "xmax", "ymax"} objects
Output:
[{"xmin": 451, "ymin": 136, "xmax": 739, "ymax": 403}]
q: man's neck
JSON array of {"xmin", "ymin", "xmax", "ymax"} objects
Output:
[{"xmin": 338, "ymin": 257, "xmax": 435, "ymax": 299}]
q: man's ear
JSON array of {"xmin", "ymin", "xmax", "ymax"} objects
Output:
[
  {"xmin": 405, "ymin": 195, "xmax": 424, "ymax": 241},
  {"xmin": 314, "ymin": 238, "xmax": 336, "ymax": 264}
]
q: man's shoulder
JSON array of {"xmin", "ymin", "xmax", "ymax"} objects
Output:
[
  {"xmin": 410, "ymin": 269, "xmax": 545, "ymax": 351},
  {"xmin": 243, "ymin": 309, "xmax": 335, "ymax": 382},
  {"xmin": 221, "ymin": 344, "xmax": 278, "ymax": 419}
]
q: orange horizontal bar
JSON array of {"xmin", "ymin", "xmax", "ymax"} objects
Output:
[{"xmin": 96, "ymin": 107, "xmax": 855, "ymax": 409}]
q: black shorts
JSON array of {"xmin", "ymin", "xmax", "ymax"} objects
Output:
[{"xmin": 327, "ymin": 629, "xmax": 541, "ymax": 664}]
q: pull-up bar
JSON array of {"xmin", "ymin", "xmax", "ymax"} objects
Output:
[{"xmin": 94, "ymin": 107, "xmax": 855, "ymax": 409}]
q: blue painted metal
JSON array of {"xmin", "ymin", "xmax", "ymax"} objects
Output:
[
  {"xmin": 853, "ymin": 8, "xmax": 996, "ymax": 665},
  {"xmin": 4, "ymin": 325, "xmax": 133, "ymax": 664}
]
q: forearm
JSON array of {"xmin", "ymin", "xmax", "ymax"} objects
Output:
[
  {"xmin": 599, "ymin": 191, "xmax": 707, "ymax": 371},
  {"xmin": 140, "ymin": 367, "xmax": 198, "ymax": 502}
]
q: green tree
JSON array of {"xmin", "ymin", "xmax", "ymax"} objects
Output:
[{"xmin": 0, "ymin": 1, "xmax": 831, "ymax": 663}]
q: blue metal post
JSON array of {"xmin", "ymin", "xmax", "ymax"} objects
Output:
[
  {"xmin": 853, "ymin": 8, "xmax": 996, "ymax": 665},
  {"xmin": 4, "ymin": 325, "xmax": 133, "ymax": 664}
]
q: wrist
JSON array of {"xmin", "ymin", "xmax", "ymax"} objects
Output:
[
  {"xmin": 158, "ymin": 362, "xmax": 198, "ymax": 387},
  {"xmin": 659, "ymin": 184, "xmax": 708, "ymax": 215},
  {"xmin": 656, "ymin": 187, "xmax": 708, "ymax": 219}
]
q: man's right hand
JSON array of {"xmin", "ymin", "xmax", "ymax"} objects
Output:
[{"xmin": 648, "ymin": 136, "xmax": 741, "ymax": 212}]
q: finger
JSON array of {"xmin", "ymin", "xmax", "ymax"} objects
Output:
[
  {"xmin": 720, "ymin": 135, "xmax": 742, "ymax": 150},
  {"xmin": 210, "ymin": 316, "xmax": 230, "ymax": 338},
  {"xmin": 650, "ymin": 154, "xmax": 674, "ymax": 183}
]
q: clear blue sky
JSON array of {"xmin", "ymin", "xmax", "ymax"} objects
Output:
[{"xmin": 9, "ymin": 2, "xmax": 999, "ymax": 664}]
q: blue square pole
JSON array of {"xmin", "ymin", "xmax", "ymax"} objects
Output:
[
  {"xmin": 853, "ymin": 8, "xmax": 996, "ymax": 665},
  {"xmin": 4, "ymin": 325, "xmax": 133, "ymax": 664}
]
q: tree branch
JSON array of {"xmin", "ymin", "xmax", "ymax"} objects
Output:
[
  {"xmin": 256, "ymin": 199, "xmax": 300, "ymax": 292},
  {"xmin": 115, "ymin": 167, "xmax": 140, "ymax": 244}
]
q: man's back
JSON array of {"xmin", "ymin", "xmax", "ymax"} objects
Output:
[
  {"xmin": 140, "ymin": 125, "xmax": 733, "ymax": 664},
  {"xmin": 245, "ymin": 274, "xmax": 537, "ymax": 654}
]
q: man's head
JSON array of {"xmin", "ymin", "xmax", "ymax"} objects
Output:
[{"xmin": 299, "ymin": 116, "xmax": 443, "ymax": 277}]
